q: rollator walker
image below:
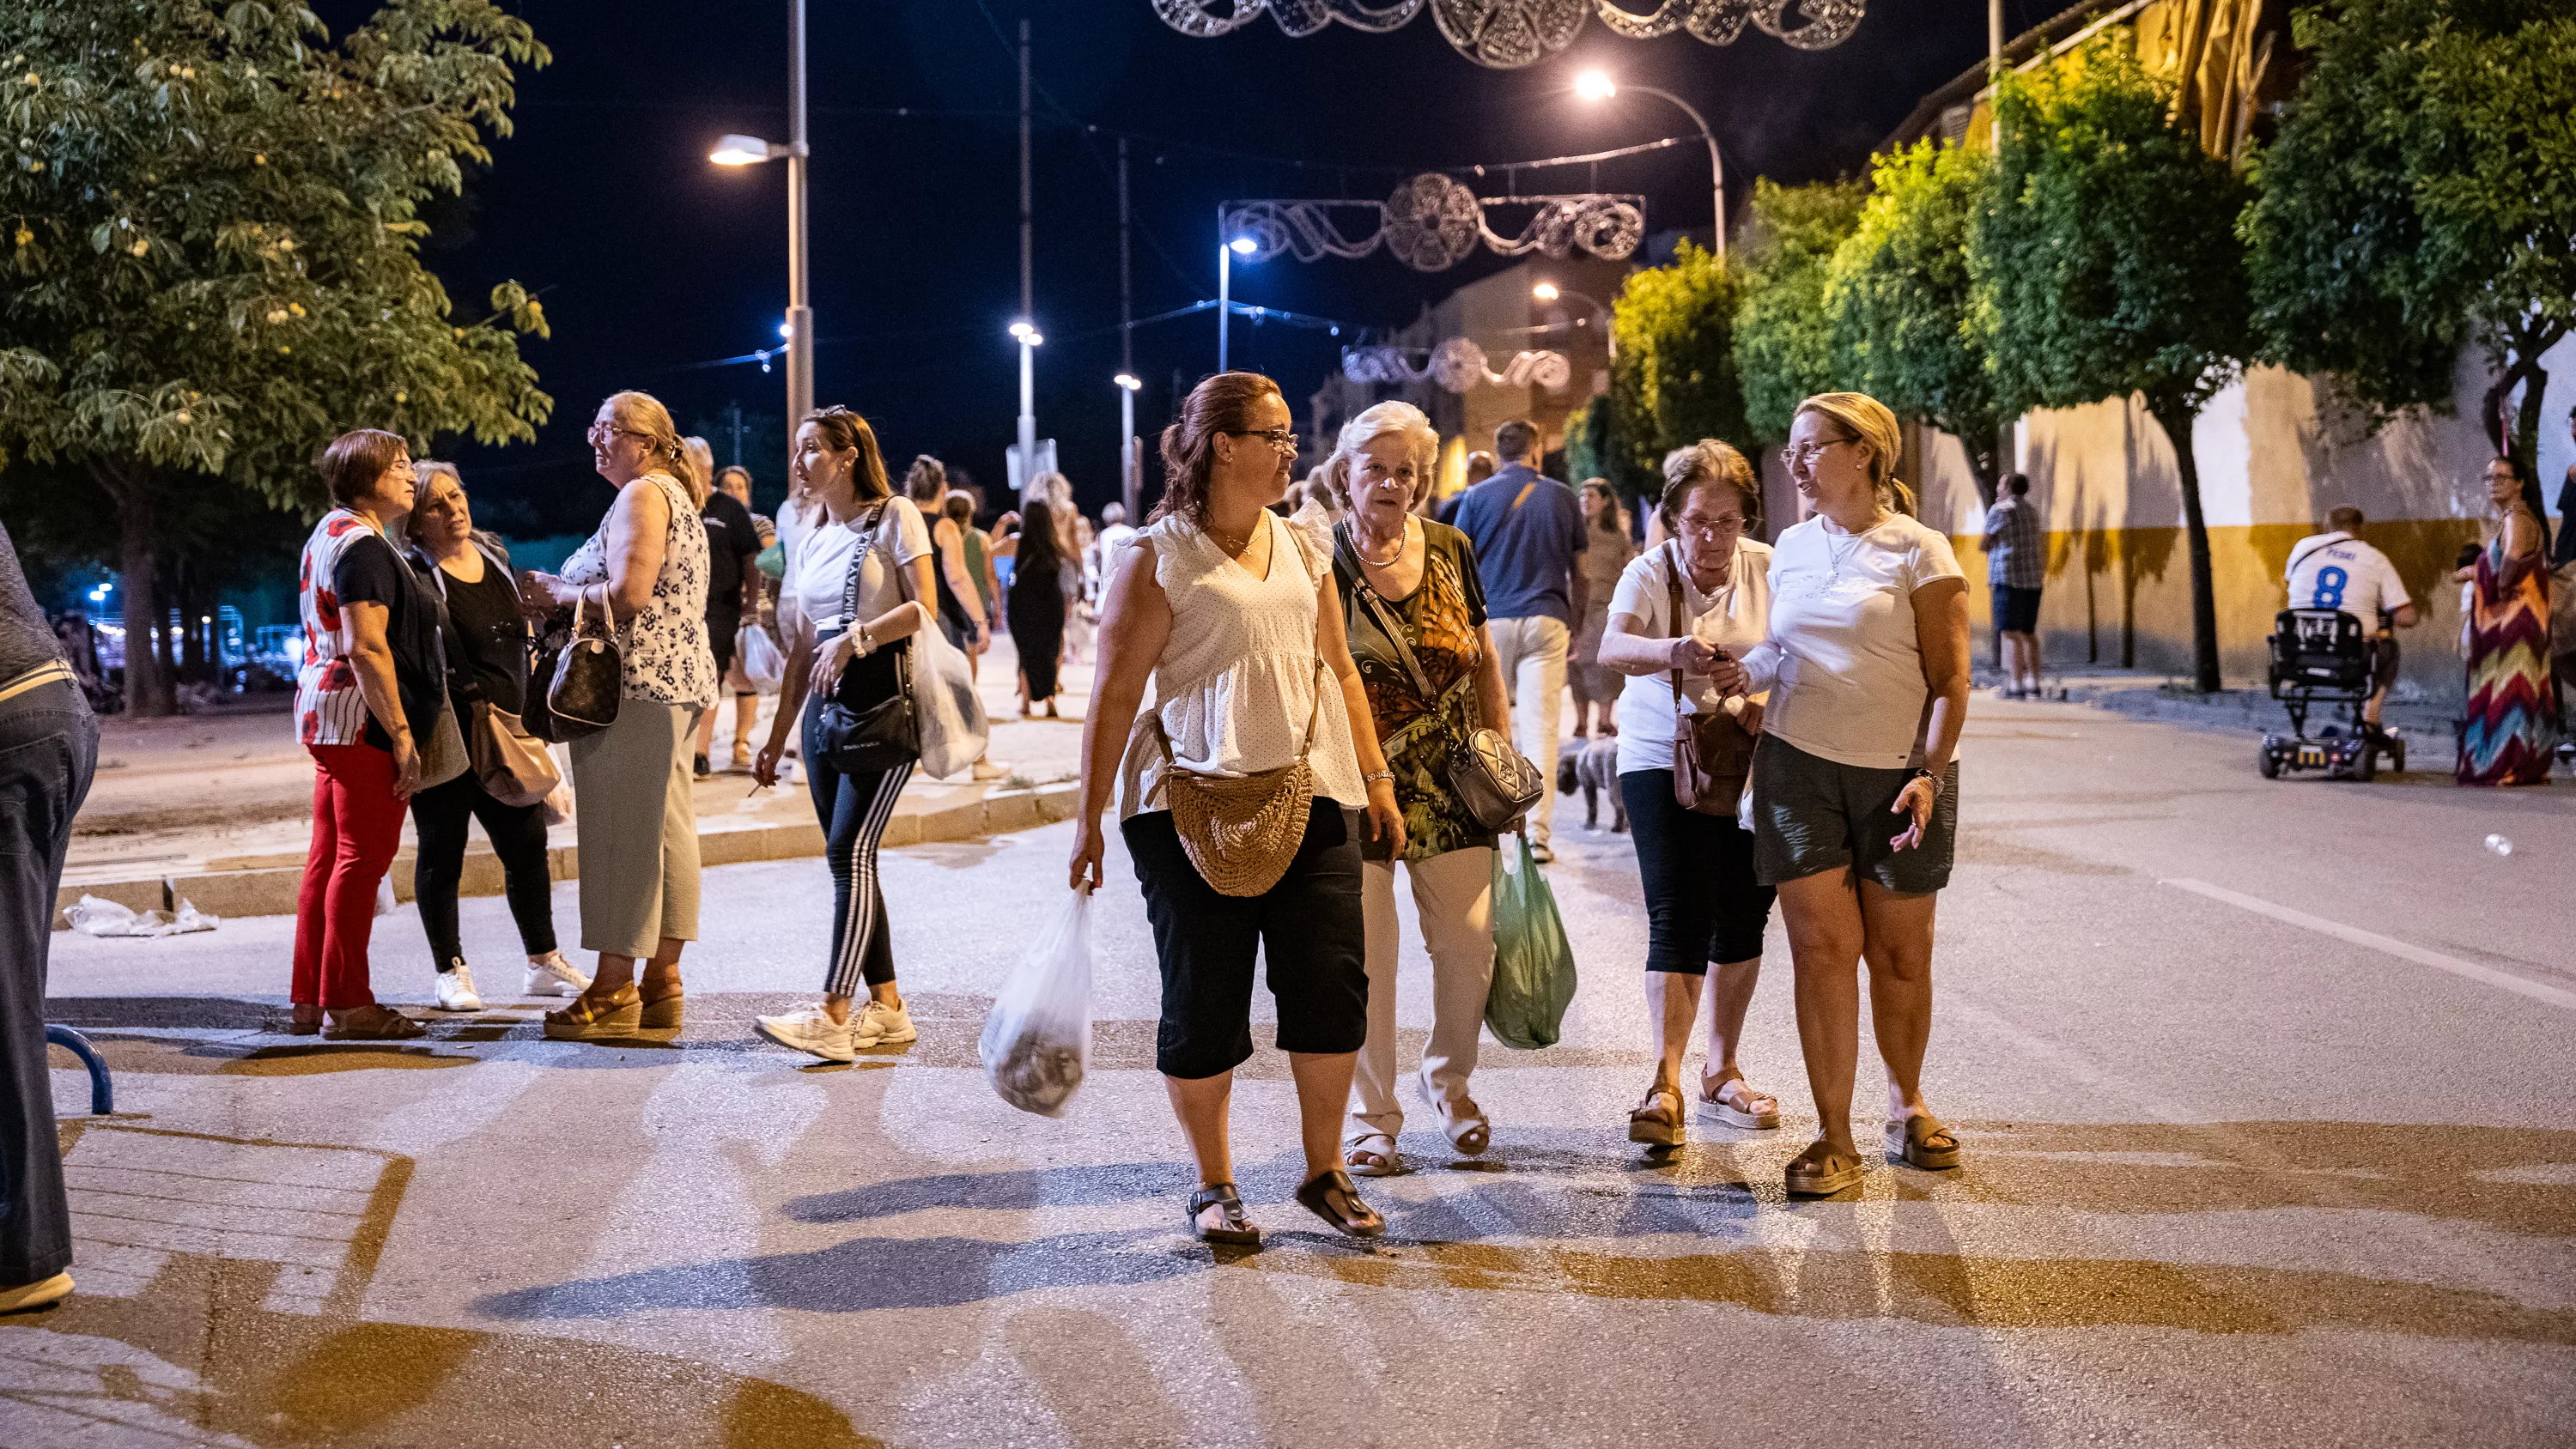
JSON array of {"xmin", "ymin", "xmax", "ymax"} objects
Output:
[{"xmin": 2259, "ymin": 608, "xmax": 2403, "ymax": 781}]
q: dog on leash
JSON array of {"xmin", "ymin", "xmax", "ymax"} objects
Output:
[{"xmin": 1556, "ymin": 737, "xmax": 1626, "ymax": 833}]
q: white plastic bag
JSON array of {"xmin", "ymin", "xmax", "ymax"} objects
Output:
[
  {"xmin": 738, "ymin": 622, "xmax": 785, "ymax": 694},
  {"xmin": 977, "ymin": 886, "xmax": 1094, "ymax": 1117},
  {"xmin": 911, "ymin": 621, "xmax": 990, "ymax": 780},
  {"xmin": 64, "ymin": 894, "xmax": 220, "ymax": 937}
]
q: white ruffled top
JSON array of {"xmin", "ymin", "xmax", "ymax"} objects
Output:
[{"xmin": 1117, "ymin": 508, "xmax": 1368, "ymax": 822}]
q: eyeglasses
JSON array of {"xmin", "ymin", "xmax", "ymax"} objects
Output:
[
  {"xmin": 1675, "ymin": 513, "xmax": 1747, "ymax": 538},
  {"xmin": 587, "ymin": 421, "xmax": 648, "ymax": 444},
  {"xmin": 1780, "ymin": 436, "xmax": 1855, "ymax": 470},
  {"xmin": 1224, "ymin": 427, "xmax": 1299, "ymax": 452}
]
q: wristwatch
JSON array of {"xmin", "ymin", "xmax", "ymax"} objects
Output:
[
  {"xmin": 1910, "ymin": 766, "xmax": 1941, "ymax": 795},
  {"xmin": 1362, "ymin": 768, "xmax": 1394, "ymax": 785}
]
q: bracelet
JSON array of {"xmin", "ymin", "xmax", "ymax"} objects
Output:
[
  {"xmin": 1910, "ymin": 766, "xmax": 1942, "ymax": 795},
  {"xmin": 855, "ymin": 624, "xmax": 875, "ymax": 657},
  {"xmin": 1362, "ymin": 768, "xmax": 1394, "ymax": 785}
]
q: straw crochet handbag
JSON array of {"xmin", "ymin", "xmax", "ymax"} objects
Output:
[{"xmin": 1151, "ymin": 658, "xmax": 1325, "ymax": 897}]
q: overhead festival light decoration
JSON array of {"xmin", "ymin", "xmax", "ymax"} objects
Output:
[
  {"xmin": 1343, "ymin": 337, "xmax": 1577, "ymax": 393},
  {"xmin": 1224, "ymin": 173, "xmax": 1644, "ymax": 273},
  {"xmin": 1151, "ymin": 0, "xmax": 1867, "ymax": 69}
]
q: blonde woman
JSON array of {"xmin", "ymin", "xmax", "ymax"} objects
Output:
[
  {"xmin": 517, "ymin": 392, "xmax": 717, "ymax": 1040},
  {"xmin": 1597, "ymin": 443, "xmax": 1777, "ymax": 1149},
  {"xmin": 1711, "ymin": 392, "xmax": 1971, "ymax": 1196},
  {"xmin": 1324, "ymin": 403, "xmax": 1514, "ymax": 1177},
  {"xmin": 688, "ymin": 438, "xmax": 762, "ymax": 778},
  {"xmin": 1071, "ymin": 372, "xmax": 1406, "ymax": 1244}
]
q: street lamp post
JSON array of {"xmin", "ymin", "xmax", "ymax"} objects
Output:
[
  {"xmin": 1218, "ymin": 224, "xmax": 1258, "ymax": 373},
  {"xmin": 1009, "ymin": 322, "xmax": 1044, "ymax": 488},
  {"xmin": 708, "ymin": 0, "xmax": 812, "ymax": 469},
  {"xmin": 1114, "ymin": 372, "xmax": 1143, "ymax": 523},
  {"xmin": 1532, "ymin": 280, "xmax": 1616, "ymax": 361},
  {"xmin": 1575, "ymin": 70, "xmax": 1725, "ymax": 258}
]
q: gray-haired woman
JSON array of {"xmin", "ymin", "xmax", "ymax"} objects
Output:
[
  {"xmin": 1322, "ymin": 402, "xmax": 1514, "ymax": 1178},
  {"xmin": 517, "ymin": 391, "xmax": 717, "ymax": 1040}
]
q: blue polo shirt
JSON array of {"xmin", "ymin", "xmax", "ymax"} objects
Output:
[{"xmin": 1449, "ymin": 463, "xmax": 1589, "ymax": 624}]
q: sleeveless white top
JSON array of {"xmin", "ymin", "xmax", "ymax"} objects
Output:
[
  {"xmin": 561, "ymin": 470, "xmax": 717, "ymax": 706},
  {"xmin": 1117, "ymin": 510, "xmax": 1368, "ymax": 821}
]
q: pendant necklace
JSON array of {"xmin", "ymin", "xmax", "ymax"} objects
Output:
[{"xmin": 1825, "ymin": 512, "xmax": 1881, "ymax": 585}]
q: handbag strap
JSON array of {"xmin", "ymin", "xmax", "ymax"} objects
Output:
[
  {"xmin": 836, "ymin": 502, "xmax": 892, "ymax": 632},
  {"xmin": 1338, "ymin": 524, "xmax": 1439, "ymax": 701},
  {"xmin": 1663, "ymin": 541, "xmax": 1691, "ymax": 715}
]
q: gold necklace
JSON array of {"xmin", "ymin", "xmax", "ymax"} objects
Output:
[
  {"xmin": 1205, "ymin": 518, "xmax": 1256, "ymax": 553},
  {"xmin": 1352, "ymin": 520, "xmax": 1407, "ymax": 568}
]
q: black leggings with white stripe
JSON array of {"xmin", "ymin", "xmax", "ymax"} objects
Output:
[{"xmin": 800, "ymin": 683, "xmax": 912, "ymax": 997}]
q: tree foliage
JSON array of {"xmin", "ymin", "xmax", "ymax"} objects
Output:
[
  {"xmin": 1973, "ymin": 39, "xmax": 2254, "ymax": 691},
  {"xmin": 0, "ymin": 0, "xmax": 551, "ymax": 710},
  {"xmin": 2240, "ymin": 0, "xmax": 2576, "ymax": 473},
  {"xmin": 1826, "ymin": 139, "xmax": 2005, "ymax": 503},
  {"xmin": 1730, "ymin": 177, "xmax": 1866, "ymax": 446},
  {"xmin": 1607, "ymin": 239, "xmax": 1747, "ymax": 509}
]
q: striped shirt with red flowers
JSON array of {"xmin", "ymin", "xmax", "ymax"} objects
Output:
[{"xmin": 294, "ymin": 509, "xmax": 443, "ymax": 748}]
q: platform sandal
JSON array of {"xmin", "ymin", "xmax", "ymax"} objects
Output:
[
  {"xmin": 1884, "ymin": 1113, "xmax": 1961, "ymax": 1171},
  {"xmin": 544, "ymin": 982, "xmax": 641, "ymax": 1041},
  {"xmin": 1783, "ymin": 1137, "xmax": 1865, "ymax": 1197}
]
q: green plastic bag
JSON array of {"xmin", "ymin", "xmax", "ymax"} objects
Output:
[{"xmin": 1485, "ymin": 834, "xmax": 1577, "ymax": 1049}]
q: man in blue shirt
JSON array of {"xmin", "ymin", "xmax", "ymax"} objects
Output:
[{"xmin": 1449, "ymin": 419, "xmax": 1588, "ymax": 860}]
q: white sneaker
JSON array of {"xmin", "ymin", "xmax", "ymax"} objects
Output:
[
  {"xmin": 851, "ymin": 998, "xmax": 917, "ymax": 1047},
  {"xmin": 433, "ymin": 963, "xmax": 483, "ymax": 1012},
  {"xmin": 755, "ymin": 1005, "xmax": 855, "ymax": 1064},
  {"xmin": 524, "ymin": 953, "xmax": 589, "ymax": 998}
]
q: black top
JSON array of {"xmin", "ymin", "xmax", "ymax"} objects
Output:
[
  {"xmin": 0, "ymin": 521, "xmax": 64, "ymax": 682},
  {"xmin": 702, "ymin": 491, "xmax": 762, "ymax": 627},
  {"xmin": 334, "ymin": 532, "xmax": 447, "ymax": 749},
  {"xmin": 417, "ymin": 545, "xmax": 528, "ymax": 716}
]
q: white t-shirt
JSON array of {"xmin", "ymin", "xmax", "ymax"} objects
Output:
[
  {"xmin": 1608, "ymin": 539, "xmax": 1773, "ymax": 777},
  {"xmin": 1743, "ymin": 511, "xmax": 1966, "ymax": 769},
  {"xmin": 779, "ymin": 496, "xmax": 932, "ymax": 642},
  {"xmin": 2283, "ymin": 532, "xmax": 2409, "ymax": 635}
]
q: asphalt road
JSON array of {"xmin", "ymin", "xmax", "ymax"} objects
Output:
[{"xmin": 11, "ymin": 694, "xmax": 2573, "ymax": 1448}]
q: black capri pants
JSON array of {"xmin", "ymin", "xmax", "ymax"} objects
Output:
[
  {"xmin": 1620, "ymin": 769, "xmax": 1775, "ymax": 973},
  {"xmin": 409, "ymin": 770, "xmax": 556, "ymax": 969},
  {"xmin": 1123, "ymin": 798, "xmax": 1368, "ymax": 1080}
]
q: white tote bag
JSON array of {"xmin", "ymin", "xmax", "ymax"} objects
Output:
[{"xmin": 910, "ymin": 618, "xmax": 989, "ymax": 779}]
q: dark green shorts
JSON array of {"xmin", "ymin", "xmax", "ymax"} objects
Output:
[{"xmin": 1750, "ymin": 736, "xmax": 1956, "ymax": 894}]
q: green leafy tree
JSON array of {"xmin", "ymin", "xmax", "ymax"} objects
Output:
[
  {"xmin": 0, "ymin": 0, "xmax": 551, "ymax": 714},
  {"xmin": 1972, "ymin": 41, "xmax": 2252, "ymax": 693},
  {"xmin": 1607, "ymin": 239, "xmax": 1747, "ymax": 512},
  {"xmin": 2241, "ymin": 0, "xmax": 2576, "ymax": 476},
  {"xmin": 1731, "ymin": 178, "xmax": 1866, "ymax": 446},
  {"xmin": 1828, "ymin": 139, "xmax": 2007, "ymax": 506}
]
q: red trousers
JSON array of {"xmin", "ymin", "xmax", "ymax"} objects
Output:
[{"xmin": 291, "ymin": 743, "xmax": 404, "ymax": 1009}]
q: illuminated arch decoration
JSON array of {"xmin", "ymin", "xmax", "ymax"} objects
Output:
[
  {"xmin": 1344, "ymin": 339, "xmax": 1575, "ymax": 393},
  {"xmin": 1150, "ymin": 0, "xmax": 1867, "ymax": 68},
  {"xmin": 1225, "ymin": 173, "xmax": 1644, "ymax": 273}
]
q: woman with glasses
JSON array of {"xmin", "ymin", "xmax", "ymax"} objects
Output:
[
  {"xmin": 517, "ymin": 392, "xmax": 717, "ymax": 1040},
  {"xmin": 1709, "ymin": 392, "xmax": 1971, "ymax": 1196},
  {"xmin": 1324, "ymin": 402, "xmax": 1515, "ymax": 1179},
  {"xmin": 1569, "ymin": 479, "xmax": 1637, "ymax": 739},
  {"xmin": 404, "ymin": 462, "xmax": 586, "ymax": 1013},
  {"xmin": 1071, "ymin": 371, "xmax": 1406, "ymax": 1245},
  {"xmin": 1596, "ymin": 441, "xmax": 1779, "ymax": 1149}
]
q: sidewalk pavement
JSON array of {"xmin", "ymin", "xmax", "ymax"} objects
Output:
[{"xmin": 58, "ymin": 634, "xmax": 1096, "ymax": 927}]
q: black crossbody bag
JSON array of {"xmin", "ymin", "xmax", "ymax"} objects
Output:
[{"xmin": 811, "ymin": 506, "xmax": 920, "ymax": 773}]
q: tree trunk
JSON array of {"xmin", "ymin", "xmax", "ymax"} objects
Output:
[
  {"xmin": 92, "ymin": 460, "xmax": 175, "ymax": 717},
  {"xmin": 2148, "ymin": 397, "xmax": 2222, "ymax": 694}
]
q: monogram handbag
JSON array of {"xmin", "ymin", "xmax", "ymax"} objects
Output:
[
  {"xmin": 1341, "ymin": 532, "xmax": 1543, "ymax": 834},
  {"xmin": 543, "ymin": 593, "xmax": 622, "ymax": 738},
  {"xmin": 1666, "ymin": 548, "xmax": 1753, "ymax": 816},
  {"xmin": 811, "ymin": 503, "xmax": 920, "ymax": 773},
  {"xmin": 1153, "ymin": 659, "xmax": 1322, "ymax": 897}
]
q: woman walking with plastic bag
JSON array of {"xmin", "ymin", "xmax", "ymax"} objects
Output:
[
  {"xmin": 1070, "ymin": 371, "xmax": 1407, "ymax": 1245},
  {"xmin": 750, "ymin": 407, "xmax": 934, "ymax": 1063},
  {"xmin": 1709, "ymin": 393, "xmax": 1971, "ymax": 1196},
  {"xmin": 1321, "ymin": 403, "xmax": 1517, "ymax": 1178},
  {"xmin": 1596, "ymin": 441, "xmax": 1780, "ymax": 1149}
]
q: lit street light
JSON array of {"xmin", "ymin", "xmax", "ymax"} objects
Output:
[
  {"xmin": 1532, "ymin": 280, "xmax": 1616, "ymax": 360},
  {"xmin": 1113, "ymin": 373, "xmax": 1142, "ymax": 524},
  {"xmin": 1218, "ymin": 228, "xmax": 1260, "ymax": 373},
  {"xmin": 1010, "ymin": 322, "xmax": 1043, "ymax": 484},
  {"xmin": 706, "ymin": 2, "xmax": 814, "ymax": 458},
  {"xmin": 1576, "ymin": 70, "xmax": 1726, "ymax": 258}
]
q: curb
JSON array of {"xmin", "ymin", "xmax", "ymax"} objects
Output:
[{"xmin": 56, "ymin": 780, "xmax": 1080, "ymax": 930}]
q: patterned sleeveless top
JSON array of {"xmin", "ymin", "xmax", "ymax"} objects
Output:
[{"xmin": 561, "ymin": 470, "xmax": 717, "ymax": 706}]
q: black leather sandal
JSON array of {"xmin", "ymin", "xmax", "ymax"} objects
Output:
[
  {"xmin": 1186, "ymin": 1183, "xmax": 1261, "ymax": 1246},
  {"xmin": 1294, "ymin": 1168, "xmax": 1386, "ymax": 1239}
]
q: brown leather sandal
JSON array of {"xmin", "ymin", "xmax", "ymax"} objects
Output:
[
  {"xmin": 544, "ymin": 982, "xmax": 641, "ymax": 1040},
  {"xmin": 1295, "ymin": 1169, "xmax": 1385, "ymax": 1238},
  {"xmin": 638, "ymin": 985, "xmax": 683, "ymax": 1031},
  {"xmin": 321, "ymin": 1003, "xmax": 424, "ymax": 1041},
  {"xmin": 1884, "ymin": 1113, "xmax": 1961, "ymax": 1171},
  {"xmin": 1627, "ymin": 1086, "xmax": 1685, "ymax": 1148},
  {"xmin": 1784, "ymin": 1137, "xmax": 1865, "ymax": 1197}
]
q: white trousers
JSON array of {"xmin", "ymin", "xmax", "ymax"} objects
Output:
[
  {"xmin": 1349, "ymin": 847, "xmax": 1496, "ymax": 1142},
  {"xmin": 1490, "ymin": 615, "xmax": 1570, "ymax": 845}
]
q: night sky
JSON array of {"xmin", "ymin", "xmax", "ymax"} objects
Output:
[{"xmin": 422, "ymin": 0, "xmax": 2015, "ymax": 535}]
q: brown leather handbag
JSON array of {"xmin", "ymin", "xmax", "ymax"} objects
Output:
[{"xmin": 1666, "ymin": 549, "xmax": 1753, "ymax": 816}]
